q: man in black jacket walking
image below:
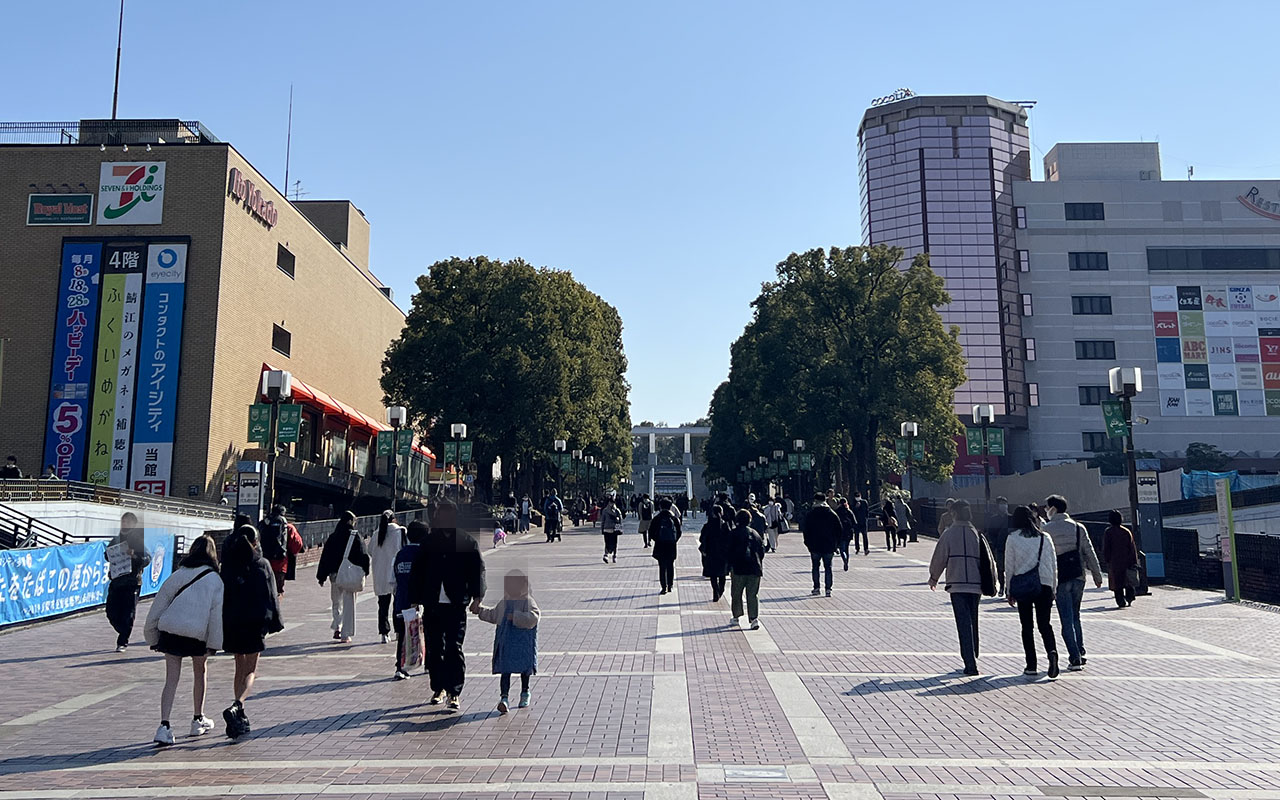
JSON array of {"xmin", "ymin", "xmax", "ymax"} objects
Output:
[
  {"xmin": 408, "ymin": 501, "xmax": 486, "ymax": 711},
  {"xmin": 803, "ymin": 493, "xmax": 842, "ymax": 597}
]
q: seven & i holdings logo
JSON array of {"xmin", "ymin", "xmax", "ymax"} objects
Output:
[{"xmin": 97, "ymin": 162, "xmax": 166, "ymax": 225}]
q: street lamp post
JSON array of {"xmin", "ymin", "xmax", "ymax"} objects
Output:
[
  {"xmin": 450, "ymin": 423, "xmax": 466, "ymax": 502},
  {"xmin": 773, "ymin": 449, "xmax": 784, "ymax": 500},
  {"xmin": 972, "ymin": 405, "xmax": 995, "ymax": 503},
  {"xmin": 261, "ymin": 369, "xmax": 292, "ymax": 511},
  {"xmin": 900, "ymin": 421, "xmax": 919, "ymax": 499},
  {"xmin": 572, "ymin": 449, "xmax": 583, "ymax": 496},
  {"xmin": 1109, "ymin": 366, "xmax": 1144, "ymax": 541},
  {"xmin": 758, "ymin": 455, "xmax": 768, "ymax": 497},
  {"xmin": 586, "ymin": 455, "xmax": 596, "ymax": 498},
  {"xmin": 793, "ymin": 439, "xmax": 806, "ymax": 500},
  {"xmin": 554, "ymin": 439, "xmax": 567, "ymax": 494},
  {"xmin": 386, "ymin": 406, "xmax": 407, "ymax": 512}
]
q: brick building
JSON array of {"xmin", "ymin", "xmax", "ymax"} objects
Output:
[{"xmin": 0, "ymin": 120, "xmax": 429, "ymax": 516}]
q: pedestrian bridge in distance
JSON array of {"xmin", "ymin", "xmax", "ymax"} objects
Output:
[{"xmin": 630, "ymin": 425, "xmax": 710, "ymax": 500}]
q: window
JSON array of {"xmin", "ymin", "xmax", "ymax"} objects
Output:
[
  {"xmin": 1028, "ymin": 382, "xmax": 1040, "ymax": 407},
  {"xmin": 1075, "ymin": 340, "xmax": 1116, "ymax": 360},
  {"xmin": 271, "ymin": 324, "xmax": 291, "ymax": 357},
  {"xmin": 1147, "ymin": 247, "xmax": 1280, "ymax": 271},
  {"xmin": 1065, "ymin": 202, "xmax": 1104, "ymax": 220},
  {"xmin": 1021, "ymin": 293, "xmax": 1034, "ymax": 316},
  {"xmin": 276, "ymin": 244, "xmax": 295, "ymax": 278},
  {"xmin": 1024, "ymin": 337, "xmax": 1036, "ymax": 361},
  {"xmin": 1082, "ymin": 432, "xmax": 1120, "ymax": 452},
  {"xmin": 1072, "ymin": 295, "xmax": 1112, "ymax": 315},
  {"xmin": 1162, "ymin": 201, "xmax": 1184, "ymax": 222},
  {"xmin": 1018, "ymin": 250, "xmax": 1030, "ymax": 272},
  {"xmin": 1201, "ymin": 200, "xmax": 1222, "ymax": 222},
  {"xmin": 1078, "ymin": 385, "xmax": 1109, "ymax": 406},
  {"xmin": 1015, "ymin": 206, "xmax": 1027, "ymax": 228},
  {"xmin": 1068, "ymin": 252, "xmax": 1109, "ymax": 271}
]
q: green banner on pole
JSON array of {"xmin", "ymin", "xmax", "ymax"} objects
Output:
[
  {"xmin": 912, "ymin": 439, "xmax": 925, "ymax": 460},
  {"xmin": 563, "ymin": 453, "xmax": 574, "ymax": 471},
  {"xmin": 987, "ymin": 427, "xmax": 1005, "ymax": 456},
  {"xmin": 443, "ymin": 441, "xmax": 458, "ymax": 464},
  {"xmin": 277, "ymin": 405, "xmax": 301, "ymax": 443},
  {"xmin": 377, "ymin": 431, "xmax": 392, "ymax": 457},
  {"xmin": 788, "ymin": 453, "xmax": 799, "ymax": 471},
  {"xmin": 1101, "ymin": 400, "xmax": 1129, "ymax": 438},
  {"xmin": 248, "ymin": 404, "xmax": 271, "ymax": 444},
  {"xmin": 395, "ymin": 429, "xmax": 413, "ymax": 456},
  {"xmin": 459, "ymin": 441, "xmax": 473, "ymax": 463},
  {"xmin": 895, "ymin": 438, "xmax": 908, "ymax": 462},
  {"xmin": 965, "ymin": 428, "xmax": 984, "ymax": 456}
]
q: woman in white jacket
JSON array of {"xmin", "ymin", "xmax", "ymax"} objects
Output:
[
  {"xmin": 370, "ymin": 511, "xmax": 406, "ymax": 644},
  {"xmin": 144, "ymin": 534, "xmax": 224, "ymax": 745},
  {"xmin": 1004, "ymin": 506, "xmax": 1060, "ymax": 680}
]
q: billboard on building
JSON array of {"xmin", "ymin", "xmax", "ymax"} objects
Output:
[
  {"xmin": 1152, "ymin": 284, "xmax": 1280, "ymax": 417},
  {"xmin": 97, "ymin": 162, "xmax": 166, "ymax": 225},
  {"xmin": 86, "ymin": 243, "xmax": 147, "ymax": 486},
  {"xmin": 43, "ymin": 242, "xmax": 104, "ymax": 479}
]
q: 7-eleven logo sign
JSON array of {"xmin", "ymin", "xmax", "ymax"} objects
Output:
[{"xmin": 98, "ymin": 162, "xmax": 166, "ymax": 224}]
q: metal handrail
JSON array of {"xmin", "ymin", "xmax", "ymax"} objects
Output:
[
  {"xmin": 0, "ymin": 502, "xmax": 86, "ymax": 550},
  {"xmin": 0, "ymin": 479, "xmax": 233, "ymax": 521}
]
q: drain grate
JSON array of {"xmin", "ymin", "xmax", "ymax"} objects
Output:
[
  {"xmin": 724, "ymin": 766, "xmax": 791, "ymax": 782},
  {"xmin": 1038, "ymin": 786, "xmax": 1207, "ymax": 799}
]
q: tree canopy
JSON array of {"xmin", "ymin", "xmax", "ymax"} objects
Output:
[
  {"xmin": 706, "ymin": 245, "xmax": 966, "ymax": 500},
  {"xmin": 381, "ymin": 256, "xmax": 630, "ymax": 499}
]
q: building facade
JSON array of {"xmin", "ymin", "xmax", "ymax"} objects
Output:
[
  {"xmin": 1016, "ymin": 142, "xmax": 1280, "ymax": 465},
  {"xmin": 0, "ymin": 120, "xmax": 427, "ymax": 516}
]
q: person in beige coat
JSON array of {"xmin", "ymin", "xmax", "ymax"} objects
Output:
[{"xmin": 928, "ymin": 500, "xmax": 996, "ymax": 676}]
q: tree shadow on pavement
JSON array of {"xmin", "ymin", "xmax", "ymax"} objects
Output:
[
  {"xmin": 845, "ymin": 673, "xmax": 1023, "ymax": 696},
  {"xmin": 252, "ymin": 678, "xmax": 382, "ymax": 700}
]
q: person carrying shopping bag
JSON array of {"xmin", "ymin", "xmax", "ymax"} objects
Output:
[
  {"xmin": 317, "ymin": 511, "xmax": 369, "ymax": 643},
  {"xmin": 370, "ymin": 510, "xmax": 406, "ymax": 644}
]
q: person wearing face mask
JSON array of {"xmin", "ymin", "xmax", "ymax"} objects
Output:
[{"xmin": 984, "ymin": 497, "xmax": 1012, "ymax": 596}]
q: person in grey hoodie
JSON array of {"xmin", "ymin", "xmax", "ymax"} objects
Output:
[
  {"xmin": 1041, "ymin": 495, "xmax": 1103, "ymax": 671},
  {"xmin": 928, "ymin": 500, "xmax": 996, "ymax": 676}
]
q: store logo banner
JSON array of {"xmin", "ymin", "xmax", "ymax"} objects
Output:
[
  {"xmin": 27, "ymin": 193, "xmax": 93, "ymax": 226},
  {"xmin": 86, "ymin": 244, "xmax": 146, "ymax": 487},
  {"xmin": 1150, "ymin": 286, "xmax": 1178, "ymax": 312},
  {"xmin": 1255, "ymin": 286, "xmax": 1280, "ymax": 311},
  {"xmin": 1177, "ymin": 286, "xmax": 1203, "ymax": 311},
  {"xmin": 1239, "ymin": 186, "xmax": 1280, "ymax": 221},
  {"xmin": 98, "ymin": 162, "xmax": 166, "ymax": 225},
  {"xmin": 129, "ymin": 244, "xmax": 187, "ymax": 496},
  {"xmin": 1240, "ymin": 390, "xmax": 1267, "ymax": 417},
  {"xmin": 43, "ymin": 242, "xmax": 104, "ymax": 480}
]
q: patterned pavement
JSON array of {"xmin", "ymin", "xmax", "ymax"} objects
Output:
[{"xmin": 3, "ymin": 514, "xmax": 1280, "ymax": 800}]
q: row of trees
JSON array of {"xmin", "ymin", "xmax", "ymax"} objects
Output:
[
  {"xmin": 706, "ymin": 245, "xmax": 966, "ymax": 501},
  {"xmin": 381, "ymin": 256, "xmax": 631, "ymax": 501}
]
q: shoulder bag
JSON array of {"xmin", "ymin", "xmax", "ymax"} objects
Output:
[
  {"xmin": 334, "ymin": 533, "xmax": 366, "ymax": 593},
  {"xmin": 1057, "ymin": 525, "xmax": 1084, "ymax": 582},
  {"xmin": 1008, "ymin": 535, "xmax": 1045, "ymax": 601},
  {"xmin": 976, "ymin": 533, "xmax": 997, "ymax": 597}
]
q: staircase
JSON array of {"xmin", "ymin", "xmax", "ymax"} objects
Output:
[{"xmin": 0, "ymin": 502, "xmax": 83, "ymax": 550}]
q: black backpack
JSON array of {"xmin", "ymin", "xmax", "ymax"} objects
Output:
[
  {"xmin": 652, "ymin": 512, "xmax": 678, "ymax": 543},
  {"xmin": 259, "ymin": 516, "xmax": 287, "ymax": 561}
]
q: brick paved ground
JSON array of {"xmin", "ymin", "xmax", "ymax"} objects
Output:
[{"xmin": 3, "ymin": 514, "xmax": 1280, "ymax": 800}]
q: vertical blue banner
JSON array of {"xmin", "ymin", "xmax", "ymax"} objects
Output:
[
  {"xmin": 0, "ymin": 541, "xmax": 109, "ymax": 626},
  {"xmin": 139, "ymin": 530, "xmax": 175, "ymax": 596},
  {"xmin": 43, "ymin": 241, "xmax": 104, "ymax": 480},
  {"xmin": 129, "ymin": 243, "xmax": 187, "ymax": 496}
]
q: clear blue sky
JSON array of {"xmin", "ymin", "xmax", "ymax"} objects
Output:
[{"xmin": 8, "ymin": 2, "xmax": 1280, "ymax": 425}]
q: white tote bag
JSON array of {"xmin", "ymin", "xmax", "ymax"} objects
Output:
[{"xmin": 334, "ymin": 533, "xmax": 366, "ymax": 593}]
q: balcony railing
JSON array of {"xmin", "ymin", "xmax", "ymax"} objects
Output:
[{"xmin": 0, "ymin": 120, "xmax": 218, "ymax": 145}]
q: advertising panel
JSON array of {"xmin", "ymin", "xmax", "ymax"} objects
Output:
[
  {"xmin": 27, "ymin": 193, "xmax": 93, "ymax": 226},
  {"xmin": 1235, "ymin": 338, "xmax": 1260, "ymax": 362},
  {"xmin": 0, "ymin": 542, "xmax": 109, "ymax": 626},
  {"xmin": 1159, "ymin": 390, "xmax": 1186, "ymax": 416},
  {"xmin": 97, "ymin": 162, "xmax": 166, "ymax": 225},
  {"xmin": 1184, "ymin": 364, "xmax": 1211, "ymax": 390},
  {"xmin": 1240, "ymin": 391, "xmax": 1267, "ymax": 417},
  {"xmin": 1207, "ymin": 339, "xmax": 1234, "ymax": 362},
  {"xmin": 1155, "ymin": 338, "xmax": 1183, "ymax": 363},
  {"xmin": 1238, "ymin": 363, "xmax": 1263, "ymax": 389},
  {"xmin": 1177, "ymin": 286, "xmax": 1203, "ymax": 311},
  {"xmin": 1254, "ymin": 286, "xmax": 1280, "ymax": 311},
  {"xmin": 1186, "ymin": 390, "xmax": 1214, "ymax": 417},
  {"xmin": 1268, "ymin": 390, "xmax": 1280, "ymax": 416},
  {"xmin": 1150, "ymin": 286, "xmax": 1178, "ymax": 312},
  {"xmin": 1156, "ymin": 363, "xmax": 1184, "ymax": 388},
  {"xmin": 1213, "ymin": 390, "xmax": 1240, "ymax": 416},
  {"xmin": 129, "ymin": 244, "xmax": 188, "ymax": 495},
  {"xmin": 86, "ymin": 243, "xmax": 146, "ymax": 485},
  {"xmin": 1153, "ymin": 312, "xmax": 1179, "ymax": 336},
  {"xmin": 43, "ymin": 242, "xmax": 103, "ymax": 480}
]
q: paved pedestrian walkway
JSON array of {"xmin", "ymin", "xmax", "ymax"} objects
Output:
[{"xmin": 3, "ymin": 515, "xmax": 1280, "ymax": 800}]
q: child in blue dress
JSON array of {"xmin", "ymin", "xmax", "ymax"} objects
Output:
[{"xmin": 473, "ymin": 569, "xmax": 540, "ymax": 713}]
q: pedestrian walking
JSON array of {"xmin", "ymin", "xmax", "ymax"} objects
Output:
[
  {"xmin": 519, "ymin": 494, "xmax": 531, "ymax": 533},
  {"xmin": 728, "ymin": 509, "xmax": 766, "ymax": 629},
  {"xmin": 316, "ymin": 511, "xmax": 369, "ymax": 644},
  {"xmin": 391, "ymin": 521, "xmax": 427, "ymax": 680},
  {"xmin": 1004, "ymin": 506, "xmax": 1059, "ymax": 679},
  {"xmin": 835, "ymin": 498, "xmax": 856, "ymax": 571},
  {"xmin": 600, "ymin": 494, "xmax": 623, "ymax": 563},
  {"xmin": 880, "ymin": 499, "xmax": 898, "ymax": 551},
  {"xmin": 928, "ymin": 500, "xmax": 996, "ymax": 676},
  {"xmin": 803, "ymin": 493, "xmax": 841, "ymax": 596},
  {"xmin": 699, "ymin": 505, "xmax": 730, "ymax": 601},
  {"xmin": 638, "ymin": 494, "xmax": 655, "ymax": 548},
  {"xmin": 409, "ymin": 501, "xmax": 486, "ymax": 711},
  {"xmin": 219, "ymin": 526, "xmax": 283, "ymax": 738},
  {"xmin": 257, "ymin": 505, "xmax": 294, "ymax": 596},
  {"xmin": 894, "ymin": 497, "xmax": 915, "ymax": 548},
  {"xmin": 144, "ymin": 534, "xmax": 223, "ymax": 746},
  {"xmin": 473, "ymin": 569, "xmax": 540, "ymax": 714},
  {"xmin": 985, "ymin": 497, "xmax": 1011, "ymax": 596},
  {"xmin": 104, "ymin": 513, "xmax": 150, "ymax": 652},
  {"xmin": 762, "ymin": 496, "xmax": 783, "ymax": 553},
  {"xmin": 1042, "ymin": 495, "xmax": 1102, "ymax": 671},
  {"xmin": 851, "ymin": 491, "xmax": 870, "ymax": 556},
  {"xmin": 937, "ymin": 498, "xmax": 956, "ymax": 536},
  {"xmin": 371, "ymin": 510, "xmax": 406, "ymax": 644},
  {"xmin": 649, "ymin": 497, "xmax": 682, "ymax": 594},
  {"xmin": 1102, "ymin": 510, "xmax": 1140, "ymax": 608},
  {"xmin": 543, "ymin": 489, "xmax": 564, "ymax": 543}
]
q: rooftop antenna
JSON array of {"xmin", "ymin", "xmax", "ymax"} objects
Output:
[
  {"xmin": 284, "ymin": 84, "xmax": 294, "ymax": 199},
  {"xmin": 111, "ymin": 0, "xmax": 124, "ymax": 119},
  {"xmin": 1188, "ymin": 165, "xmax": 1194, "ymax": 180},
  {"xmin": 289, "ymin": 180, "xmax": 310, "ymax": 201}
]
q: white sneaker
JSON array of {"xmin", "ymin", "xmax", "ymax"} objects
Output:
[
  {"xmin": 380, "ymin": 633, "xmax": 390, "ymax": 644},
  {"xmin": 729, "ymin": 617, "xmax": 740, "ymax": 627},
  {"xmin": 190, "ymin": 716, "xmax": 214, "ymax": 737},
  {"xmin": 153, "ymin": 723, "xmax": 174, "ymax": 746},
  {"xmin": 749, "ymin": 619, "xmax": 761, "ymax": 630},
  {"xmin": 115, "ymin": 645, "xmax": 127, "ymax": 653}
]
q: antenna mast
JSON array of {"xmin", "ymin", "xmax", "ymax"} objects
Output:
[
  {"xmin": 284, "ymin": 84, "xmax": 294, "ymax": 197},
  {"xmin": 111, "ymin": 0, "xmax": 125, "ymax": 119}
]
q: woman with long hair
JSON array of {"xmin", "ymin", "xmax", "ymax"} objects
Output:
[
  {"xmin": 1102, "ymin": 509, "xmax": 1140, "ymax": 608},
  {"xmin": 317, "ymin": 510, "xmax": 369, "ymax": 643},
  {"xmin": 370, "ymin": 510, "xmax": 406, "ymax": 643},
  {"xmin": 144, "ymin": 534, "xmax": 224, "ymax": 746},
  {"xmin": 220, "ymin": 526, "xmax": 282, "ymax": 738},
  {"xmin": 1004, "ymin": 505, "xmax": 1059, "ymax": 679}
]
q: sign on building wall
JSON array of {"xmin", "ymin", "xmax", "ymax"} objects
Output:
[
  {"xmin": 1151, "ymin": 284, "xmax": 1280, "ymax": 417},
  {"xmin": 43, "ymin": 242, "xmax": 104, "ymax": 480},
  {"xmin": 27, "ymin": 194, "xmax": 93, "ymax": 226},
  {"xmin": 97, "ymin": 162, "xmax": 166, "ymax": 225},
  {"xmin": 85, "ymin": 243, "xmax": 146, "ymax": 486},
  {"xmin": 128, "ymin": 244, "xmax": 188, "ymax": 495}
]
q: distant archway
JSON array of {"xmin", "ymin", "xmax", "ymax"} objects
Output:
[{"xmin": 629, "ymin": 425, "xmax": 711, "ymax": 500}]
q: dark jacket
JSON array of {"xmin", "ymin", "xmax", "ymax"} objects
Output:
[
  {"xmin": 803, "ymin": 503, "xmax": 842, "ymax": 554},
  {"xmin": 316, "ymin": 525, "xmax": 370, "ymax": 585},
  {"xmin": 106, "ymin": 532, "xmax": 151, "ymax": 590},
  {"xmin": 1102, "ymin": 524, "xmax": 1140, "ymax": 591},
  {"xmin": 699, "ymin": 518, "xmax": 730, "ymax": 578},
  {"xmin": 836, "ymin": 506, "xmax": 856, "ymax": 542},
  {"xmin": 222, "ymin": 551, "xmax": 283, "ymax": 641},
  {"xmin": 728, "ymin": 523, "xmax": 766, "ymax": 576},
  {"xmin": 851, "ymin": 499, "xmax": 869, "ymax": 529},
  {"xmin": 408, "ymin": 527, "xmax": 486, "ymax": 606},
  {"xmin": 649, "ymin": 509, "xmax": 682, "ymax": 561},
  {"xmin": 392, "ymin": 542, "xmax": 420, "ymax": 612},
  {"xmin": 258, "ymin": 513, "xmax": 289, "ymax": 561}
]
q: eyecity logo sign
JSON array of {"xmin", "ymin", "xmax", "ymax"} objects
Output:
[
  {"xmin": 98, "ymin": 162, "xmax": 166, "ymax": 225},
  {"xmin": 1239, "ymin": 186, "xmax": 1280, "ymax": 221}
]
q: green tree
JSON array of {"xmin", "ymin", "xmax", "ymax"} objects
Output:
[{"xmin": 1184, "ymin": 441, "xmax": 1231, "ymax": 472}]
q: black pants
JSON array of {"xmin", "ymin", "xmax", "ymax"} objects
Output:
[
  {"xmin": 708, "ymin": 575, "xmax": 726, "ymax": 599},
  {"xmin": 105, "ymin": 581, "xmax": 139, "ymax": 648},
  {"xmin": 950, "ymin": 592, "xmax": 981, "ymax": 671},
  {"xmin": 424, "ymin": 604, "xmax": 468, "ymax": 695},
  {"xmin": 377, "ymin": 593, "xmax": 393, "ymax": 637},
  {"xmin": 886, "ymin": 529, "xmax": 897, "ymax": 550},
  {"xmin": 603, "ymin": 532, "xmax": 619, "ymax": 555},
  {"xmin": 657, "ymin": 558, "xmax": 675, "ymax": 591},
  {"xmin": 1017, "ymin": 586, "xmax": 1058, "ymax": 670},
  {"xmin": 1114, "ymin": 586, "xmax": 1136, "ymax": 606},
  {"xmin": 853, "ymin": 526, "xmax": 869, "ymax": 554},
  {"xmin": 393, "ymin": 608, "xmax": 407, "ymax": 670},
  {"xmin": 500, "ymin": 672, "xmax": 531, "ymax": 695},
  {"xmin": 810, "ymin": 551, "xmax": 833, "ymax": 591}
]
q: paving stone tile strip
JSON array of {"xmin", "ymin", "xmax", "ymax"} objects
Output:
[{"xmin": 3, "ymin": 516, "xmax": 1280, "ymax": 799}]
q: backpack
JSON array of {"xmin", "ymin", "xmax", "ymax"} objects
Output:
[
  {"xmin": 259, "ymin": 516, "xmax": 286, "ymax": 561},
  {"xmin": 652, "ymin": 512, "xmax": 678, "ymax": 543}
]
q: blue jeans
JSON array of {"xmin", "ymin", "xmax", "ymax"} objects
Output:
[
  {"xmin": 950, "ymin": 592, "xmax": 980, "ymax": 672},
  {"xmin": 1056, "ymin": 578, "xmax": 1086, "ymax": 663}
]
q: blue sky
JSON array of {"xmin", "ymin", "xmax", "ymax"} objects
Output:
[{"xmin": 8, "ymin": 1, "xmax": 1280, "ymax": 425}]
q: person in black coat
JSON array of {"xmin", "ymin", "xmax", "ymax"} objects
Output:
[
  {"xmin": 835, "ymin": 499, "xmax": 856, "ymax": 572},
  {"xmin": 803, "ymin": 493, "xmax": 842, "ymax": 597},
  {"xmin": 649, "ymin": 497, "xmax": 683, "ymax": 594},
  {"xmin": 220, "ymin": 526, "xmax": 282, "ymax": 739},
  {"xmin": 317, "ymin": 511, "xmax": 369, "ymax": 643},
  {"xmin": 699, "ymin": 506, "xmax": 731, "ymax": 602},
  {"xmin": 408, "ymin": 501, "xmax": 486, "ymax": 710},
  {"xmin": 851, "ymin": 491, "xmax": 870, "ymax": 556},
  {"xmin": 104, "ymin": 513, "xmax": 151, "ymax": 652}
]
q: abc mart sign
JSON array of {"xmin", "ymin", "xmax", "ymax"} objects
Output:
[{"xmin": 98, "ymin": 162, "xmax": 166, "ymax": 225}]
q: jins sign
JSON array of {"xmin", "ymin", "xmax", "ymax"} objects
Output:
[{"xmin": 228, "ymin": 168, "xmax": 278, "ymax": 228}]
